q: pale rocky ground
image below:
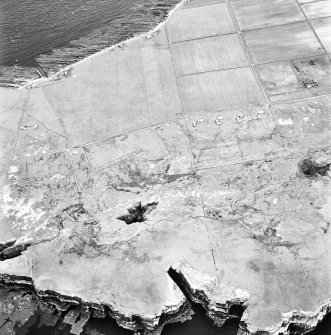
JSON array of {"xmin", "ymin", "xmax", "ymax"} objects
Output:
[{"xmin": 0, "ymin": 0, "xmax": 331, "ymax": 334}]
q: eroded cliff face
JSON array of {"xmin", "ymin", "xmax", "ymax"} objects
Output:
[
  {"xmin": 0, "ymin": 277, "xmax": 193, "ymax": 335},
  {"xmin": 1, "ymin": 110, "xmax": 330, "ymax": 335},
  {"xmin": 1, "ymin": 0, "xmax": 331, "ymax": 333}
]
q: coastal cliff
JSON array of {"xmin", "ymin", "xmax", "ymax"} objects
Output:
[{"xmin": 1, "ymin": 0, "xmax": 331, "ymax": 334}]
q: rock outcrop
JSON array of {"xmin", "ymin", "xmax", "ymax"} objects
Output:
[{"xmin": 0, "ymin": 0, "xmax": 330, "ymax": 334}]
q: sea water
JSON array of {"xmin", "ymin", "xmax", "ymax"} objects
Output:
[
  {"xmin": 1, "ymin": 1, "xmax": 331, "ymax": 334},
  {"xmin": 0, "ymin": 0, "xmax": 179, "ymax": 84}
]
